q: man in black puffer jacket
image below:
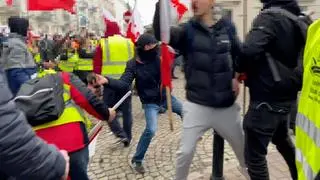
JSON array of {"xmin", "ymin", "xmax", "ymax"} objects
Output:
[
  {"xmin": 106, "ymin": 33, "xmax": 183, "ymax": 174},
  {"xmin": 153, "ymin": 1, "xmax": 247, "ymax": 179},
  {"xmin": 238, "ymin": 0, "xmax": 305, "ymax": 179}
]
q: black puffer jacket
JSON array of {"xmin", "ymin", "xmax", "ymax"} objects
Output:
[
  {"xmin": 153, "ymin": 3, "xmax": 242, "ymax": 107},
  {"xmin": 239, "ymin": 0, "xmax": 304, "ymax": 102}
]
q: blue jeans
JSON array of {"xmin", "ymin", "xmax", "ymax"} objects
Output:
[
  {"xmin": 132, "ymin": 95, "xmax": 183, "ymax": 163},
  {"xmin": 6, "ymin": 68, "xmax": 37, "ymax": 95},
  {"xmin": 69, "ymin": 146, "xmax": 89, "ymax": 180},
  {"xmin": 108, "ymin": 97, "xmax": 133, "ymax": 141}
]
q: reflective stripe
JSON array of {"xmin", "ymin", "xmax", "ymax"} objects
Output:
[
  {"xmin": 296, "ymin": 113, "xmax": 320, "ymax": 147},
  {"xmin": 126, "ymin": 39, "xmax": 133, "ymax": 59},
  {"xmin": 105, "ymin": 38, "xmax": 110, "ymax": 62},
  {"xmin": 296, "ymin": 148, "xmax": 317, "ymax": 180}
]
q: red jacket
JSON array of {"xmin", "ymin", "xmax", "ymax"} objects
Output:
[{"xmin": 36, "ymin": 72, "xmax": 110, "ymax": 152}]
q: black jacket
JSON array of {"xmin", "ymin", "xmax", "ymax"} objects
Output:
[
  {"xmin": 0, "ymin": 68, "xmax": 65, "ymax": 180},
  {"xmin": 239, "ymin": 0, "xmax": 304, "ymax": 102},
  {"xmin": 153, "ymin": 3, "xmax": 242, "ymax": 107},
  {"xmin": 109, "ymin": 56, "xmax": 163, "ymax": 105}
]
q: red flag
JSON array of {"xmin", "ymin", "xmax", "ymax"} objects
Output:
[
  {"xmin": 6, "ymin": 0, "xmax": 13, "ymax": 6},
  {"xmin": 161, "ymin": 43, "xmax": 174, "ymax": 88},
  {"xmin": 102, "ymin": 9, "xmax": 121, "ymax": 37},
  {"xmin": 27, "ymin": 0, "xmax": 75, "ymax": 13},
  {"xmin": 126, "ymin": 4, "xmax": 144, "ymax": 43},
  {"xmin": 171, "ymin": 0, "xmax": 188, "ymax": 21}
]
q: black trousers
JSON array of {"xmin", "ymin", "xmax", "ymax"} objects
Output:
[{"xmin": 243, "ymin": 101, "xmax": 297, "ymax": 180}]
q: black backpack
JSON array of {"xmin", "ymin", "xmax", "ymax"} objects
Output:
[
  {"xmin": 14, "ymin": 73, "xmax": 65, "ymax": 126},
  {"xmin": 262, "ymin": 8, "xmax": 313, "ymax": 92}
]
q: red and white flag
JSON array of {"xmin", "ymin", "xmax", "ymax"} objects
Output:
[
  {"xmin": 126, "ymin": 4, "xmax": 144, "ymax": 43},
  {"xmin": 5, "ymin": 0, "xmax": 13, "ymax": 6},
  {"xmin": 170, "ymin": 0, "xmax": 188, "ymax": 21},
  {"xmin": 102, "ymin": 8, "xmax": 121, "ymax": 36},
  {"xmin": 27, "ymin": 0, "xmax": 75, "ymax": 13}
]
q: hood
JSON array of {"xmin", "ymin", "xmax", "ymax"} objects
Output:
[
  {"xmin": 136, "ymin": 33, "xmax": 159, "ymax": 63},
  {"xmin": 8, "ymin": 16, "xmax": 29, "ymax": 37},
  {"xmin": 261, "ymin": 0, "xmax": 301, "ymax": 15}
]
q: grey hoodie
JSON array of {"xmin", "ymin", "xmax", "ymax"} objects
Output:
[{"xmin": 0, "ymin": 33, "xmax": 36, "ymax": 70}]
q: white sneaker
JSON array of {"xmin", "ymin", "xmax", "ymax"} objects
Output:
[{"xmin": 238, "ymin": 166, "xmax": 250, "ymax": 180}]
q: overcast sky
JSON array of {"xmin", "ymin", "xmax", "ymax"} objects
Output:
[{"xmin": 128, "ymin": 0, "xmax": 157, "ymax": 25}]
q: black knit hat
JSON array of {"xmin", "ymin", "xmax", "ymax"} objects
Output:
[
  {"xmin": 136, "ymin": 33, "xmax": 158, "ymax": 48},
  {"xmin": 8, "ymin": 16, "xmax": 29, "ymax": 37}
]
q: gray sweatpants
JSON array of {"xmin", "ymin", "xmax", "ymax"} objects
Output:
[{"xmin": 175, "ymin": 101, "xmax": 245, "ymax": 180}]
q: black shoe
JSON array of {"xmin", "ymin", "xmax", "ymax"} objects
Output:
[
  {"xmin": 114, "ymin": 137, "xmax": 129, "ymax": 147},
  {"xmin": 131, "ymin": 160, "xmax": 145, "ymax": 174},
  {"xmin": 122, "ymin": 138, "xmax": 130, "ymax": 147}
]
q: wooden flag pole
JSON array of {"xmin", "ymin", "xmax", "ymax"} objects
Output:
[{"xmin": 166, "ymin": 86, "xmax": 174, "ymax": 131}]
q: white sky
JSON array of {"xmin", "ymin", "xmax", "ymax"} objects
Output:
[{"xmin": 128, "ymin": 0, "xmax": 157, "ymax": 25}]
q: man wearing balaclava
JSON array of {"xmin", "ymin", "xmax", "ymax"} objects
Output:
[
  {"xmin": 0, "ymin": 16, "xmax": 37, "ymax": 95},
  {"xmin": 237, "ymin": 0, "xmax": 307, "ymax": 179},
  {"xmin": 103, "ymin": 33, "xmax": 182, "ymax": 174}
]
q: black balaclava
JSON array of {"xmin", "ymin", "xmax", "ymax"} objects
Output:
[
  {"xmin": 260, "ymin": 0, "xmax": 301, "ymax": 15},
  {"xmin": 8, "ymin": 16, "xmax": 29, "ymax": 37},
  {"xmin": 136, "ymin": 33, "xmax": 159, "ymax": 62}
]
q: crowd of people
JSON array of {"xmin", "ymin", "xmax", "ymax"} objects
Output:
[{"xmin": 0, "ymin": 0, "xmax": 319, "ymax": 180}]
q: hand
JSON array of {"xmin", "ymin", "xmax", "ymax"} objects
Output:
[
  {"xmin": 232, "ymin": 78, "xmax": 240, "ymax": 97},
  {"xmin": 108, "ymin": 108, "xmax": 116, "ymax": 123},
  {"xmin": 60, "ymin": 150, "xmax": 70, "ymax": 180},
  {"xmin": 95, "ymin": 74, "xmax": 108, "ymax": 85}
]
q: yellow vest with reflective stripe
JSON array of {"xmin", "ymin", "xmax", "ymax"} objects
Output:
[
  {"xmin": 100, "ymin": 35, "xmax": 135, "ymax": 78},
  {"xmin": 33, "ymin": 71, "xmax": 91, "ymax": 131},
  {"xmin": 34, "ymin": 53, "xmax": 41, "ymax": 64},
  {"xmin": 58, "ymin": 52, "xmax": 79, "ymax": 72},
  {"xmin": 75, "ymin": 49, "xmax": 93, "ymax": 71},
  {"xmin": 296, "ymin": 19, "xmax": 320, "ymax": 180}
]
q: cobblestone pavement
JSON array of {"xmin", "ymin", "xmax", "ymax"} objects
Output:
[{"xmin": 88, "ymin": 71, "xmax": 292, "ymax": 180}]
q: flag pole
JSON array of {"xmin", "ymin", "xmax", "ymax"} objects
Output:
[
  {"xmin": 166, "ymin": 86, "xmax": 174, "ymax": 131},
  {"xmin": 242, "ymin": 0, "xmax": 248, "ymax": 115},
  {"xmin": 160, "ymin": 0, "xmax": 174, "ymax": 131}
]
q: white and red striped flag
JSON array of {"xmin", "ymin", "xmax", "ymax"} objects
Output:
[
  {"xmin": 102, "ymin": 8, "xmax": 121, "ymax": 36},
  {"xmin": 126, "ymin": 3, "xmax": 144, "ymax": 43}
]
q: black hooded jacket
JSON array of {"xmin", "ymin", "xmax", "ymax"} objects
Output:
[
  {"xmin": 239, "ymin": 0, "xmax": 304, "ymax": 102},
  {"xmin": 107, "ymin": 34, "xmax": 163, "ymax": 104}
]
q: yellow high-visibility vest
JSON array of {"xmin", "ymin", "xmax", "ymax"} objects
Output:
[
  {"xmin": 100, "ymin": 35, "xmax": 135, "ymax": 78},
  {"xmin": 296, "ymin": 19, "xmax": 320, "ymax": 180},
  {"xmin": 58, "ymin": 52, "xmax": 79, "ymax": 72},
  {"xmin": 34, "ymin": 53, "xmax": 41, "ymax": 64},
  {"xmin": 33, "ymin": 71, "xmax": 91, "ymax": 131}
]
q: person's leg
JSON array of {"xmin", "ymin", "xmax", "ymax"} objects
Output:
[
  {"xmin": 162, "ymin": 95, "xmax": 183, "ymax": 118},
  {"xmin": 132, "ymin": 104, "xmax": 159, "ymax": 169},
  {"xmin": 120, "ymin": 97, "xmax": 133, "ymax": 144},
  {"xmin": 271, "ymin": 113, "xmax": 297, "ymax": 180},
  {"xmin": 69, "ymin": 146, "xmax": 89, "ymax": 180},
  {"xmin": 210, "ymin": 103, "xmax": 246, "ymax": 167},
  {"xmin": 107, "ymin": 113, "xmax": 128, "ymax": 140},
  {"xmin": 175, "ymin": 101, "xmax": 211, "ymax": 180},
  {"xmin": 243, "ymin": 103, "xmax": 280, "ymax": 180}
]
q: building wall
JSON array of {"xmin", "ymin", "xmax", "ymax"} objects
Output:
[
  {"xmin": 180, "ymin": 0, "xmax": 320, "ymax": 40},
  {"xmin": 0, "ymin": 0, "xmax": 116, "ymax": 35}
]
